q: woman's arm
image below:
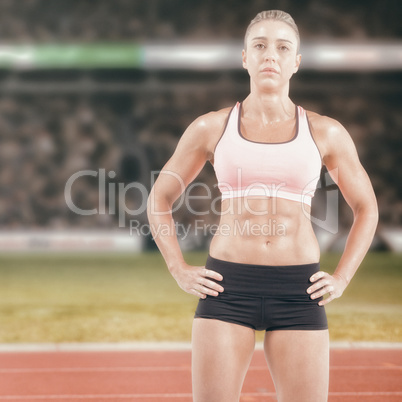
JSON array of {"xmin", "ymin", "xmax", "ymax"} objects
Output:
[
  {"xmin": 306, "ymin": 114, "xmax": 379, "ymax": 305},
  {"xmin": 147, "ymin": 109, "xmax": 229, "ymax": 299}
]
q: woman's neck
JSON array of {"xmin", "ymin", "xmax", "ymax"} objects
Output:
[{"xmin": 242, "ymin": 90, "xmax": 295, "ymax": 125}]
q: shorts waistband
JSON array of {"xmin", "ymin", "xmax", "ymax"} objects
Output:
[{"xmin": 206, "ymin": 254, "xmax": 320, "ymax": 297}]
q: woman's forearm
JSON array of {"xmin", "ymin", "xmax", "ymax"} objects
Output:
[
  {"xmin": 146, "ymin": 191, "xmax": 186, "ymax": 274},
  {"xmin": 333, "ymin": 205, "xmax": 379, "ymax": 284}
]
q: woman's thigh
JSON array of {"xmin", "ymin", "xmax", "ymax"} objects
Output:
[
  {"xmin": 192, "ymin": 318, "xmax": 256, "ymax": 402},
  {"xmin": 264, "ymin": 329, "xmax": 329, "ymax": 402}
]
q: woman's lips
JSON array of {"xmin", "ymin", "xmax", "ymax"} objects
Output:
[{"xmin": 261, "ymin": 67, "xmax": 279, "ymax": 74}]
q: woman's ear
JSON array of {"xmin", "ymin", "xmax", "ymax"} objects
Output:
[
  {"xmin": 242, "ymin": 49, "xmax": 248, "ymax": 70},
  {"xmin": 294, "ymin": 53, "xmax": 302, "ymax": 73}
]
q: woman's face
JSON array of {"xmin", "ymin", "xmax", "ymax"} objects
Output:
[{"xmin": 242, "ymin": 20, "xmax": 301, "ymax": 91}]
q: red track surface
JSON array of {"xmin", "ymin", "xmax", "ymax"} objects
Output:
[{"xmin": 0, "ymin": 348, "xmax": 401, "ymax": 401}]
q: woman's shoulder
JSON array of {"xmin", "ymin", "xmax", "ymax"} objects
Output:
[
  {"xmin": 305, "ymin": 109, "xmax": 351, "ymax": 146},
  {"xmin": 177, "ymin": 105, "xmax": 234, "ymax": 159},
  {"xmin": 305, "ymin": 109, "xmax": 355, "ymax": 159},
  {"xmin": 191, "ymin": 106, "xmax": 234, "ymax": 133},
  {"xmin": 305, "ymin": 109, "xmax": 345, "ymax": 135}
]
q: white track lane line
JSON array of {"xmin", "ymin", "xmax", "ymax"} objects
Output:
[
  {"xmin": 1, "ymin": 392, "xmax": 402, "ymax": 400},
  {"xmin": 0, "ymin": 365, "xmax": 401, "ymax": 374},
  {"xmin": 1, "ymin": 341, "xmax": 402, "ymax": 352}
]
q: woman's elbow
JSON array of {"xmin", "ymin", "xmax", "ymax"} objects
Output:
[
  {"xmin": 146, "ymin": 188, "xmax": 174, "ymax": 220},
  {"xmin": 355, "ymin": 198, "xmax": 379, "ymax": 227}
]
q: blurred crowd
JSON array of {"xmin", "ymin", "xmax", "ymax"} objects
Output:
[
  {"xmin": 0, "ymin": 0, "xmax": 400, "ymax": 42},
  {"xmin": 0, "ymin": 82, "xmax": 401, "ymax": 232},
  {"xmin": 0, "ymin": 0, "xmax": 400, "ymax": 234}
]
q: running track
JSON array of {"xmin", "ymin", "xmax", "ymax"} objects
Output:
[{"xmin": 0, "ymin": 343, "xmax": 401, "ymax": 401}]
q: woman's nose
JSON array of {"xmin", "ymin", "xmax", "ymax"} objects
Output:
[
  {"xmin": 264, "ymin": 53, "xmax": 276, "ymax": 62},
  {"xmin": 264, "ymin": 48, "xmax": 276, "ymax": 62}
]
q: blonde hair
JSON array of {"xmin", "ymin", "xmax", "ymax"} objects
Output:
[{"xmin": 244, "ymin": 10, "xmax": 300, "ymax": 51}]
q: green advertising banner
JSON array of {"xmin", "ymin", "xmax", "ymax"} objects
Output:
[{"xmin": 0, "ymin": 44, "xmax": 144, "ymax": 69}]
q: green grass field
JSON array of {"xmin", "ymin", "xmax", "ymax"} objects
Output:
[{"xmin": 0, "ymin": 251, "xmax": 401, "ymax": 343}]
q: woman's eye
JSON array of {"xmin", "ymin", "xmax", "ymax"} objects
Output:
[
  {"xmin": 279, "ymin": 46, "xmax": 289, "ymax": 51},
  {"xmin": 255, "ymin": 43, "xmax": 265, "ymax": 49}
]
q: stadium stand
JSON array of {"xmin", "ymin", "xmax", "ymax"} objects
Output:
[{"xmin": 0, "ymin": 0, "xmax": 401, "ymax": 250}]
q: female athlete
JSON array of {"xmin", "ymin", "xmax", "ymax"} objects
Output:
[{"xmin": 147, "ymin": 10, "xmax": 378, "ymax": 402}]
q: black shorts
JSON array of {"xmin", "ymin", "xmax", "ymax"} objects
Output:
[{"xmin": 194, "ymin": 254, "xmax": 328, "ymax": 331}]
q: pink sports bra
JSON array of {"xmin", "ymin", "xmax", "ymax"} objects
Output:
[{"xmin": 213, "ymin": 102, "xmax": 322, "ymax": 207}]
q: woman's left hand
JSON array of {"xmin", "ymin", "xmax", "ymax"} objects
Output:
[{"xmin": 307, "ymin": 271, "xmax": 348, "ymax": 306}]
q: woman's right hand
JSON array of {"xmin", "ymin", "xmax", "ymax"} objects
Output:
[{"xmin": 172, "ymin": 262, "xmax": 224, "ymax": 299}]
